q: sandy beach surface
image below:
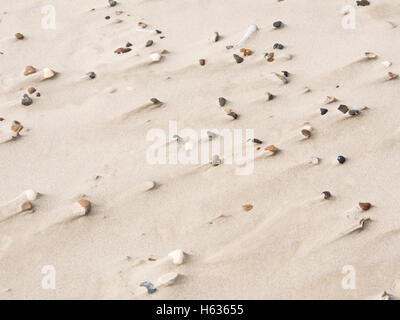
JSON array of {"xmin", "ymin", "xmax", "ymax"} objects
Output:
[{"xmin": 1, "ymin": 0, "xmax": 400, "ymax": 299}]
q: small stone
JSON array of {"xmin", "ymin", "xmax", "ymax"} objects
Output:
[
  {"xmin": 86, "ymin": 72, "xmax": 96, "ymax": 79},
  {"xmin": 273, "ymin": 43, "xmax": 284, "ymax": 50},
  {"xmin": 27, "ymin": 87, "xmax": 36, "ymax": 94},
  {"xmin": 199, "ymin": 59, "xmax": 205, "ymax": 66},
  {"xmin": 145, "ymin": 40, "xmax": 153, "ymax": 47},
  {"xmin": 142, "ymin": 180, "xmax": 156, "ymax": 191},
  {"xmin": 114, "ymin": 19, "xmax": 122, "ymax": 24},
  {"xmin": 105, "ymin": 16, "xmax": 110, "ymax": 20},
  {"xmin": 310, "ymin": 157, "xmax": 320, "ymax": 165},
  {"xmin": 42, "ymin": 68, "xmax": 55, "ymax": 79},
  {"xmin": 150, "ymin": 98, "xmax": 161, "ymax": 104},
  {"xmin": 324, "ymin": 96, "xmax": 336, "ymax": 104},
  {"xmin": 233, "ymin": 54, "xmax": 244, "ymax": 63},
  {"xmin": 359, "ymin": 202, "xmax": 371, "ymax": 211},
  {"xmin": 157, "ymin": 272, "xmax": 179, "ymax": 287},
  {"xmin": 155, "ymin": 30, "xmax": 162, "ymax": 34},
  {"xmin": 337, "ymin": 155, "xmax": 346, "ymax": 164},
  {"xmin": 273, "ymin": 21, "xmax": 283, "ymax": 28},
  {"xmin": 321, "ymin": 191, "xmax": 331, "ymax": 200},
  {"xmin": 24, "ymin": 65, "xmax": 36, "ymax": 76},
  {"xmin": 15, "ymin": 33, "xmax": 24, "ymax": 40},
  {"xmin": 21, "ymin": 94, "xmax": 32, "ymax": 106},
  {"xmin": 348, "ymin": 109, "xmax": 359, "ymax": 116},
  {"xmin": 21, "ymin": 201, "xmax": 33, "ymax": 212},
  {"xmin": 242, "ymin": 204, "xmax": 253, "ymax": 212},
  {"xmin": 382, "ymin": 61, "xmax": 392, "ymax": 68},
  {"xmin": 301, "ymin": 125, "xmax": 313, "ymax": 139},
  {"xmin": 206, "ymin": 131, "xmax": 217, "ymax": 139},
  {"xmin": 226, "ymin": 45, "xmax": 233, "ymax": 50},
  {"xmin": 76, "ymin": 199, "xmax": 91, "ymax": 215},
  {"xmin": 114, "ymin": 47, "xmax": 131, "ymax": 54},
  {"xmin": 140, "ymin": 281, "xmax": 156, "ymax": 294},
  {"xmin": 168, "ymin": 249, "xmax": 185, "ymax": 265},
  {"xmin": 281, "ymin": 71, "xmax": 289, "ymax": 77},
  {"xmin": 36, "ymin": 92, "xmax": 41, "ymax": 97},
  {"xmin": 214, "ymin": 32, "xmax": 219, "ymax": 42},
  {"xmin": 356, "ymin": 0, "xmax": 370, "ymax": 6},
  {"xmin": 264, "ymin": 52, "xmax": 274, "ymax": 62},
  {"xmin": 109, "ymin": 0, "xmax": 117, "ymax": 7},
  {"xmin": 365, "ymin": 52, "xmax": 377, "ymax": 59},
  {"xmin": 320, "ymin": 108, "xmax": 328, "ymax": 115},
  {"xmin": 150, "ymin": 52, "xmax": 162, "ymax": 62},
  {"xmin": 225, "ymin": 109, "xmax": 239, "ymax": 119},
  {"xmin": 240, "ymin": 48, "xmax": 252, "ymax": 56},
  {"xmin": 387, "ymin": 72, "xmax": 399, "ymax": 80},
  {"xmin": 265, "ymin": 145, "xmax": 278, "ymax": 153},
  {"xmin": 126, "ymin": 42, "xmax": 133, "ymax": 47},
  {"xmin": 11, "ymin": 121, "xmax": 23, "ymax": 133},
  {"xmin": 138, "ymin": 22, "xmax": 147, "ymax": 28},
  {"xmin": 272, "ymin": 72, "xmax": 288, "ymax": 84},
  {"xmin": 252, "ymin": 138, "xmax": 263, "ymax": 144},
  {"xmin": 266, "ymin": 92, "xmax": 274, "ymax": 101},
  {"xmin": 218, "ymin": 97, "xmax": 226, "ymax": 106},
  {"xmin": 338, "ymin": 104, "xmax": 349, "ymax": 114}
]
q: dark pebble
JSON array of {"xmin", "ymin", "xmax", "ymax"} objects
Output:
[
  {"xmin": 126, "ymin": 42, "xmax": 132, "ymax": 47},
  {"xmin": 348, "ymin": 109, "xmax": 359, "ymax": 116},
  {"xmin": 155, "ymin": 30, "xmax": 162, "ymax": 34},
  {"xmin": 199, "ymin": 59, "xmax": 206, "ymax": 66},
  {"xmin": 36, "ymin": 92, "xmax": 41, "ymax": 97},
  {"xmin": 21, "ymin": 94, "xmax": 32, "ymax": 106},
  {"xmin": 214, "ymin": 32, "xmax": 220, "ymax": 42},
  {"xmin": 281, "ymin": 71, "xmax": 289, "ymax": 77},
  {"xmin": 233, "ymin": 54, "xmax": 244, "ymax": 63},
  {"xmin": 320, "ymin": 108, "xmax": 328, "ymax": 115},
  {"xmin": 273, "ymin": 43, "xmax": 284, "ymax": 50},
  {"xmin": 228, "ymin": 111, "xmax": 239, "ymax": 119},
  {"xmin": 87, "ymin": 72, "xmax": 96, "ymax": 79},
  {"xmin": 218, "ymin": 97, "xmax": 226, "ymax": 107},
  {"xmin": 145, "ymin": 40, "xmax": 153, "ymax": 47},
  {"xmin": 337, "ymin": 156, "xmax": 346, "ymax": 164},
  {"xmin": 150, "ymin": 98, "xmax": 161, "ymax": 104},
  {"xmin": 252, "ymin": 138, "xmax": 263, "ymax": 144},
  {"xmin": 273, "ymin": 21, "xmax": 282, "ymax": 28},
  {"xmin": 105, "ymin": 16, "xmax": 110, "ymax": 20},
  {"xmin": 321, "ymin": 191, "xmax": 331, "ymax": 200},
  {"xmin": 109, "ymin": 0, "xmax": 117, "ymax": 7},
  {"xmin": 338, "ymin": 104, "xmax": 349, "ymax": 114},
  {"xmin": 140, "ymin": 281, "xmax": 156, "ymax": 294}
]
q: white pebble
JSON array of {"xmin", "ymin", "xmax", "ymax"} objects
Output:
[
  {"xmin": 382, "ymin": 61, "xmax": 392, "ymax": 68},
  {"xmin": 42, "ymin": 68, "xmax": 55, "ymax": 79},
  {"xmin": 310, "ymin": 157, "xmax": 320, "ymax": 165},
  {"xmin": 168, "ymin": 249, "xmax": 185, "ymax": 265},
  {"xmin": 150, "ymin": 53, "xmax": 162, "ymax": 62},
  {"xmin": 142, "ymin": 180, "xmax": 156, "ymax": 191},
  {"xmin": 23, "ymin": 190, "xmax": 38, "ymax": 201},
  {"xmin": 157, "ymin": 272, "xmax": 179, "ymax": 287}
]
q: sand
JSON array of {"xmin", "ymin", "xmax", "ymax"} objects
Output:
[{"xmin": 1, "ymin": 0, "xmax": 400, "ymax": 299}]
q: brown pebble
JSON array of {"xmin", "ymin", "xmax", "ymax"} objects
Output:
[
  {"xmin": 242, "ymin": 204, "xmax": 253, "ymax": 212},
  {"xmin": 265, "ymin": 145, "xmax": 278, "ymax": 153},
  {"xmin": 78, "ymin": 199, "xmax": 91, "ymax": 215},
  {"xmin": 145, "ymin": 40, "xmax": 153, "ymax": 47},
  {"xmin": 233, "ymin": 54, "xmax": 244, "ymax": 63},
  {"xmin": 11, "ymin": 121, "xmax": 23, "ymax": 133},
  {"xmin": 114, "ymin": 19, "xmax": 122, "ymax": 23},
  {"xmin": 36, "ymin": 92, "xmax": 41, "ymax": 97},
  {"xmin": 199, "ymin": 59, "xmax": 206, "ymax": 66},
  {"xmin": 356, "ymin": 0, "xmax": 370, "ymax": 6},
  {"xmin": 387, "ymin": 72, "xmax": 399, "ymax": 80},
  {"xmin": 114, "ymin": 47, "xmax": 131, "ymax": 54},
  {"xmin": 226, "ymin": 45, "xmax": 233, "ymax": 50},
  {"xmin": 21, "ymin": 201, "xmax": 33, "ymax": 212},
  {"xmin": 15, "ymin": 33, "xmax": 24, "ymax": 40},
  {"xmin": 138, "ymin": 22, "xmax": 147, "ymax": 28},
  {"xmin": 240, "ymin": 48, "xmax": 252, "ymax": 56},
  {"xmin": 150, "ymin": 98, "xmax": 161, "ymax": 104},
  {"xmin": 27, "ymin": 87, "xmax": 36, "ymax": 94},
  {"xmin": 301, "ymin": 129, "xmax": 312, "ymax": 139},
  {"xmin": 359, "ymin": 202, "xmax": 371, "ymax": 211},
  {"xmin": 24, "ymin": 65, "xmax": 36, "ymax": 76}
]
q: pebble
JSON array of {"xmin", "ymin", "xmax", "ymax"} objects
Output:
[
  {"xmin": 337, "ymin": 155, "xmax": 346, "ymax": 164},
  {"xmin": 226, "ymin": 45, "xmax": 233, "ymax": 50},
  {"xmin": 140, "ymin": 281, "xmax": 157, "ymax": 294},
  {"xmin": 225, "ymin": 109, "xmax": 239, "ymax": 119},
  {"xmin": 324, "ymin": 96, "xmax": 336, "ymax": 104},
  {"xmin": 42, "ymin": 68, "xmax": 55, "ymax": 79},
  {"xmin": 158, "ymin": 272, "xmax": 179, "ymax": 287},
  {"xmin": 168, "ymin": 249, "xmax": 185, "ymax": 265},
  {"xmin": 105, "ymin": 16, "xmax": 110, "ymax": 20},
  {"xmin": 382, "ymin": 61, "xmax": 392, "ymax": 68},
  {"xmin": 233, "ymin": 54, "xmax": 244, "ymax": 64},
  {"xmin": 264, "ymin": 52, "xmax": 274, "ymax": 62},
  {"xmin": 27, "ymin": 87, "xmax": 36, "ymax": 94},
  {"xmin": 273, "ymin": 21, "xmax": 283, "ymax": 28},
  {"xmin": 252, "ymin": 138, "xmax": 263, "ymax": 144},
  {"xmin": 206, "ymin": 131, "xmax": 217, "ymax": 139},
  {"xmin": 321, "ymin": 191, "xmax": 331, "ymax": 200},
  {"xmin": 114, "ymin": 19, "xmax": 122, "ymax": 24},
  {"xmin": 218, "ymin": 97, "xmax": 226, "ymax": 106},
  {"xmin": 11, "ymin": 121, "xmax": 23, "ymax": 134},
  {"xmin": 86, "ymin": 72, "xmax": 96, "ymax": 79},
  {"xmin": 356, "ymin": 0, "xmax": 370, "ymax": 6},
  {"xmin": 387, "ymin": 72, "xmax": 399, "ymax": 80},
  {"xmin": 348, "ymin": 109, "xmax": 359, "ymax": 116},
  {"xmin": 264, "ymin": 145, "xmax": 278, "ymax": 153},
  {"xmin": 21, "ymin": 201, "xmax": 33, "ymax": 212},
  {"xmin": 273, "ymin": 43, "xmax": 284, "ymax": 50},
  {"xmin": 24, "ymin": 65, "xmax": 36, "ymax": 76},
  {"xmin": 272, "ymin": 72, "xmax": 288, "ymax": 84},
  {"xmin": 320, "ymin": 108, "xmax": 328, "ymax": 115},
  {"xmin": 142, "ymin": 180, "xmax": 156, "ymax": 191},
  {"xmin": 21, "ymin": 94, "xmax": 32, "ymax": 106},
  {"xmin": 301, "ymin": 128, "xmax": 312, "ymax": 139},
  {"xmin": 281, "ymin": 71, "xmax": 289, "ymax": 77},
  {"xmin": 365, "ymin": 52, "xmax": 377, "ymax": 59},
  {"xmin": 199, "ymin": 59, "xmax": 205, "ymax": 66},
  {"xmin": 214, "ymin": 32, "xmax": 219, "ymax": 42},
  {"xmin": 145, "ymin": 40, "xmax": 153, "ymax": 47},
  {"xmin": 266, "ymin": 92, "xmax": 274, "ymax": 101},
  {"xmin": 114, "ymin": 47, "xmax": 131, "ymax": 54},
  {"xmin": 310, "ymin": 157, "xmax": 320, "ymax": 165},
  {"xmin": 150, "ymin": 52, "xmax": 162, "ymax": 62},
  {"xmin": 338, "ymin": 104, "xmax": 349, "ymax": 114},
  {"xmin": 242, "ymin": 204, "xmax": 253, "ymax": 212},
  {"xmin": 126, "ymin": 42, "xmax": 133, "ymax": 47},
  {"xmin": 36, "ymin": 92, "xmax": 41, "ymax": 97},
  {"xmin": 138, "ymin": 22, "xmax": 147, "ymax": 29},
  {"xmin": 108, "ymin": 0, "xmax": 117, "ymax": 7},
  {"xmin": 15, "ymin": 33, "xmax": 24, "ymax": 40},
  {"xmin": 359, "ymin": 202, "xmax": 371, "ymax": 211},
  {"xmin": 75, "ymin": 199, "xmax": 91, "ymax": 215},
  {"xmin": 240, "ymin": 48, "xmax": 252, "ymax": 56},
  {"xmin": 150, "ymin": 98, "xmax": 161, "ymax": 104}
]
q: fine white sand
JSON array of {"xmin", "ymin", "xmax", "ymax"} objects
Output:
[{"xmin": 1, "ymin": 0, "xmax": 400, "ymax": 299}]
